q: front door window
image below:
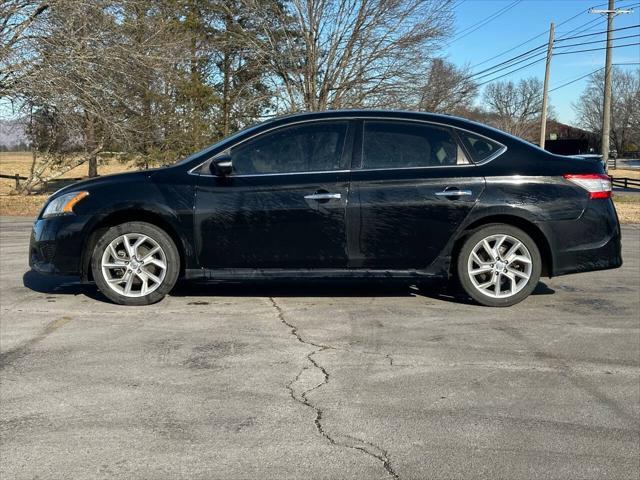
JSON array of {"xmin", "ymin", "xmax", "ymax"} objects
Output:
[{"xmin": 231, "ymin": 122, "xmax": 349, "ymax": 175}]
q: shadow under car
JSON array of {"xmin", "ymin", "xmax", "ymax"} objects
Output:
[{"xmin": 23, "ymin": 269, "xmax": 555, "ymax": 305}]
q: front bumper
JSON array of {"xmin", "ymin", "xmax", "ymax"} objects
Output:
[
  {"xmin": 538, "ymin": 198, "xmax": 623, "ymax": 277},
  {"xmin": 29, "ymin": 215, "xmax": 92, "ymax": 276}
]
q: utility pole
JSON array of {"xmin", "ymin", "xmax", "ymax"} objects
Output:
[
  {"xmin": 539, "ymin": 22, "xmax": 555, "ymax": 149},
  {"xmin": 589, "ymin": 1, "xmax": 632, "ymax": 169}
]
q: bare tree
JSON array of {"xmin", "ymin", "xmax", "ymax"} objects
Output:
[
  {"xmin": 574, "ymin": 67, "xmax": 640, "ymax": 153},
  {"xmin": 210, "ymin": 0, "xmax": 279, "ymax": 136},
  {"xmin": 415, "ymin": 58, "xmax": 477, "ymax": 114},
  {"xmin": 5, "ymin": 0, "xmax": 184, "ymax": 188},
  {"xmin": 0, "ymin": 0, "xmax": 50, "ymax": 97},
  {"xmin": 483, "ymin": 77, "xmax": 544, "ymax": 140},
  {"xmin": 26, "ymin": 1, "xmax": 137, "ymax": 177},
  {"xmin": 243, "ymin": 0, "xmax": 452, "ymax": 112}
]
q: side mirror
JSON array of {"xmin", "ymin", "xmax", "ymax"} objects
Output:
[{"xmin": 211, "ymin": 153, "xmax": 233, "ymax": 176}]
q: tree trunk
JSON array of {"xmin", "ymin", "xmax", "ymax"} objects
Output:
[
  {"xmin": 88, "ymin": 152, "xmax": 98, "ymax": 177},
  {"xmin": 221, "ymin": 12, "xmax": 232, "ymax": 137},
  {"xmin": 85, "ymin": 112, "xmax": 98, "ymax": 177}
]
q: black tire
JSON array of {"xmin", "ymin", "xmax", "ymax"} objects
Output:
[
  {"xmin": 456, "ymin": 224, "xmax": 541, "ymax": 307},
  {"xmin": 91, "ymin": 222, "xmax": 179, "ymax": 306}
]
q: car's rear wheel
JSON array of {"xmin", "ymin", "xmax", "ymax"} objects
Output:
[
  {"xmin": 457, "ymin": 224, "xmax": 541, "ymax": 307},
  {"xmin": 91, "ymin": 222, "xmax": 179, "ymax": 305}
]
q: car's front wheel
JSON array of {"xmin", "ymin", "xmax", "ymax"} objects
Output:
[
  {"xmin": 457, "ymin": 224, "xmax": 541, "ymax": 307},
  {"xmin": 91, "ymin": 222, "xmax": 179, "ymax": 305}
]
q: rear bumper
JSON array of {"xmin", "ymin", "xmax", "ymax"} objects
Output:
[
  {"xmin": 537, "ymin": 198, "xmax": 622, "ymax": 277},
  {"xmin": 29, "ymin": 215, "xmax": 91, "ymax": 276}
]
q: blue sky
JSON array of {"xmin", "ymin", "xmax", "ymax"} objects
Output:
[
  {"xmin": 1, "ymin": 0, "xmax": 638, "ymax": 127},
  {"xmin": 444, "ymin": 0, "xmax": 640, "ymax": 124}
]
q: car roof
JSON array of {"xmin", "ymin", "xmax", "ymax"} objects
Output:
[
  {"xmin": 257, "ymin": 109, "xmax": 526, "ymax": 147},
  {"xmin": 260, "ymin": 109, "xmax": 476, "ymax": 128}
]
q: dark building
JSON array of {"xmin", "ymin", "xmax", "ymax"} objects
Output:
[
  {"xmin": 544, "ymin": 120, "xmax": 599, "ymax": 156},
  {"xmin": 544, "ymin": 120, "xmax": 600, "ymax": 155}
]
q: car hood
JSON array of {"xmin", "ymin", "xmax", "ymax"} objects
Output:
[{"xmin": 50, "ymin": 168, "xmax": 163, "ymax": 198}]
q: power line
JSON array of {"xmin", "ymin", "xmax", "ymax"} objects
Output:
[
  {"xmin": 573, "ymin": 1, "xmax": 640, "ymax": 38},
  {"xmin": 555, "ymin": 23, "xmax": 640, "ymax": 42},
  {"xmin": 473, "ymin": 51, "xmax": 548, "ymax": 80},
  {"xmin": 549, "ymin": 67, "xmax": 603, "ymax": 92},
  {"xmin": 437, "ymin": 0, "xmax": 465, "ymax": 15},
  {"xmin": 476, "ymin": 57, "xmax": 547, "ymax": 86},
  {"xmin": 469, "ymin": 2, "xmax": 614, "ymax": 69},
  {"xmin": 452, "ymin": 0, "xmax": 520, "ymax": 39},
  {"xmin": 454, "ymin": 1, "xmax": 640, "ymax": 88},
  {"xmin": 549, "ymin": 62, "xmax": 640, "ymax": 92},
  {"xmin": 553, "ymin": 1, "xmax": 636, "ymax": 40},
  {"xmin": 468, "ymin": 25, "xmax": 639, "ymax": 82},
  {"xmin": 469, "ymin": 43, "xmax": 547, "ymax": 78},
  {"xmin": 449, "ymin": 0, "xmax": 522, "ymax": 45},
  {"xmin": 555, "ymin": 16, "xmax": 605, "ymax": 39},
  {"xmin": 554, "ymin": 33, "xmax": 639, "ymax": 49},
  {"xmin": 618, "ymin": 1, "xmax": 640, "ymax": 9},
  {"xmin": 469, "ymin": 31, "xmax": 548, "ymax": 69},
  {"xmin": 554, "ymin": 41, "xmax": 640, "ymax": 56},
  {"xmin": 475, "ymin": 42, "xmax": 639, "ymax": 87},
  {"xmin": 470, "ymin": 29, "xmax": 638, "ymax": 79}
]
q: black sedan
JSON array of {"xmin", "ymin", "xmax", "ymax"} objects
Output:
[{"xmin": 29, "ymin": 110, "xmax": 622, "ymax": 307}]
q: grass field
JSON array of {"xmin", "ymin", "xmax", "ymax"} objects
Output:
[
  {"xmin": 0, "ymin": 151, "xmax": 139, "ymax": 195},
  {"xmin": 1, "ymin": 152, "xmax": 639, "ymax": 222},
  {"xmin": 609, "ymin": 167, "xmax": 640, "ymax": 180}
]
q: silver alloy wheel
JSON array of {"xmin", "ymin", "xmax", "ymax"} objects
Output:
[
  {"xmin": 467, "ymin": 234, "xmax": 533, "ymax": 299},
  {"xmin": 100, "ymin": 233, "xmax": 167, "ymax": 298}
]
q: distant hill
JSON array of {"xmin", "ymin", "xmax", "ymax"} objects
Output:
[{"xmin": 0, "ymin": 119, "xmax": 29, "ymax": 150}]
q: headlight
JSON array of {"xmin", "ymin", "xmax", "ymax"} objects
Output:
[{"xmin": 42, "ymin": 191, "xmax": 89, "ymax": 218}]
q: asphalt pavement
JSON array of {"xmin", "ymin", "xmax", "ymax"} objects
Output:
[{"xmin": 1, "ymin": 217, "xmax": 639, "ymax": 479}]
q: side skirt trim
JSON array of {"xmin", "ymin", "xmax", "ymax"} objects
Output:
[{"xmin": 184, "ymin": 268, "xmax": 440, "ymax": 281}]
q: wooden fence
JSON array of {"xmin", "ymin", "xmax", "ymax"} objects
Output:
[{"xmin": 0, "ymin": 173, "xmax": 83, "ymax": 192}]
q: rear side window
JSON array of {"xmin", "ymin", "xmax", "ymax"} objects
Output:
[
  {"xmin": 231, "ymin": 121, "xmax": 348, "ymax": 175},
  {"xmin": 457, "ymin": 131, "xmax": 503, "ymax": 163},
  {"xmin": 362, "ymin": 121, "xmax": 469, "ymax": 169}
]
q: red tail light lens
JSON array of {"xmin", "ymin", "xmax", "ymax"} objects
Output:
[{"xmin": 563, "ymin": 174, "xmax": 612, "ymax": 199}]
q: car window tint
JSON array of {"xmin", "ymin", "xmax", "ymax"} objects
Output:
[
  {"xmin": 457, "ymin": 131, "xmax": 502, "ymax": 163},
  {"xmin": 362, "ymin": 121, "xmax": 468, "ymax": 169},
  {"xmin": 231, "ymin": 122, "xmax": 348, "ymax": 175}
]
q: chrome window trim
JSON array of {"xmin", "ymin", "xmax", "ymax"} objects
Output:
[
  {"xmin": 189, "ymin": 115, "xmax": 507, "ymax": 178},
  {"xmin": 203, "ymin": 169, "xmax": 352, "ymax": 178}
]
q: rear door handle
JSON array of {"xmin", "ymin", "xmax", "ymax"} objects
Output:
[
  {"xmin": 304, "ymin": 193, "xmax": 341, "ymax": 201},
  {"xmin": 435, "ymin": 189, "xmax": 472, "ymax": 197}
]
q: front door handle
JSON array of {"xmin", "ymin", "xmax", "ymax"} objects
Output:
[
  {"xmin": 435, "ymin": 189, "xmax": 473, "ymax": 197},
  {"xmin": 304, "ymin": 192, "xmax": 342, "ymax": 201}
]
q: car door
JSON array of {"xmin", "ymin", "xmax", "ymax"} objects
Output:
[
  {"xmin": 347, "ymin": 119, "xmax": 486, "ymax": 270},
  {"xmin": 194, "ymin": 120, "xmax": 353, "ymax": 270}
]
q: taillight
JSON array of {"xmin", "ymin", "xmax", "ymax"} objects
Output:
[{"xmin": 563, "ymin": 174, "xmax": 612, "ymax": 199}]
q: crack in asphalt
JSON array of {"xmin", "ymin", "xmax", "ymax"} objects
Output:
[
  {"xmin": 269, "ymin": 297, "xmax": 400, "ymax": 480},
  {"xmin": 0, "ymin": 315, "xmax": 73, "ymax": 370}
]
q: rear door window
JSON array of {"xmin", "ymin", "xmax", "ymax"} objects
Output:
[{"xmin": 362, "ymin": 121, "xmax": 469, "ymax": 169}]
